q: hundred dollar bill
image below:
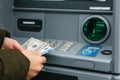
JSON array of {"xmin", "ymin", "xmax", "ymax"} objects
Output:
[{"xmin": 22, "ymin": 37, "xmax": 53, "ymax": 55}]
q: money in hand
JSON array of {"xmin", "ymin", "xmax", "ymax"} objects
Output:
[{"xmin": 22, "ymin": 37, "xmax": 53, "ymax": 55}]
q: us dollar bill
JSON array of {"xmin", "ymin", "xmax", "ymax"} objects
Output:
[{"xmin": 22, "ymin": 37, "xmax": 53, "ymax": 55}]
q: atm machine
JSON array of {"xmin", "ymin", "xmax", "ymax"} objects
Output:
[{"xmin": 2, "ymin": 0, "xmax": 120, "ymax": 80}]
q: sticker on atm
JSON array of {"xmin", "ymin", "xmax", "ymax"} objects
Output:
[{"xmin": 80, "ymin": 45, "xmax": 101, "ymax": 57}]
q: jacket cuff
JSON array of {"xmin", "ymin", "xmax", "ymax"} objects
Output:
[{"xmin": 0, "ymin": 29, "xmax": 10, "ymax": 48}]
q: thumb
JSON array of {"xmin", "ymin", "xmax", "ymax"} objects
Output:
[{"xmin": 13, "ymin": 41, "xmax": 24, "ymax": 51}]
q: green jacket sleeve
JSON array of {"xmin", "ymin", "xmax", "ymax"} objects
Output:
[
  {"xmin": 0, "ymin": 49, "xmax": 30, "ymax": 80},
  {"xmin": 0, "ymin": 29, "xmax": 30, "ymax": 80}
]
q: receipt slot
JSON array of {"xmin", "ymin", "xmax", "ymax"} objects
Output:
[{"xmin": 17, "ymin": 18, "xmax": 43, "ymax": 32}]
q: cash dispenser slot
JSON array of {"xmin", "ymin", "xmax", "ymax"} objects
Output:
[{"xmin": 31, "ymin": 65, "xmax": 113, "ymax": 80}]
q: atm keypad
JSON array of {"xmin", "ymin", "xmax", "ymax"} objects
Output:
[{"xmin": 45, "ymin": 40, "xmax": 74, "ymax": 52}]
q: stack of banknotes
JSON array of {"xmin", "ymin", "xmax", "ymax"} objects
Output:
[{"xmin": 22, "ymin": 37, "xmax": 53, "ymax": 55}]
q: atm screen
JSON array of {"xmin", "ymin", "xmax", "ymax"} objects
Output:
[{"xmin": 14, "ymin": 0, "xmax": 112, "ymax": 11}]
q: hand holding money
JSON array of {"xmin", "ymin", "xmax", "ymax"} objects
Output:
[
  {"xmin": 21, "ymin": 49, "xmax": 46, "ymax": 80},
  {"xmin": 22, "ymin": 38, "xmax": 53, "ymax": 55}
]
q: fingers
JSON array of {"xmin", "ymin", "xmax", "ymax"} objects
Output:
[
  {"xmin": 33, "ymin": 52, "xmax": 47, "ymax": 64},
  {"xmin": 12, "ymin": 40, "xmax": 24, "ymax": 51},
  {"xmin": 36, "ymin": 52, "xmax": 47, "ymax": 64},
  {"xmin": 39, "ymin": 56, "xmax": 46, "ymax": 64},
  {"xmin": 3, "ymin": 37, "xmax": 24, "ymax": 51},
  {"xmin": 22, "ymin": 50, "xmax": 47, "ymax": 80},
  {"xmin": 33, "ymin": 51, "xmax": 47, "ymax": 63}
]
